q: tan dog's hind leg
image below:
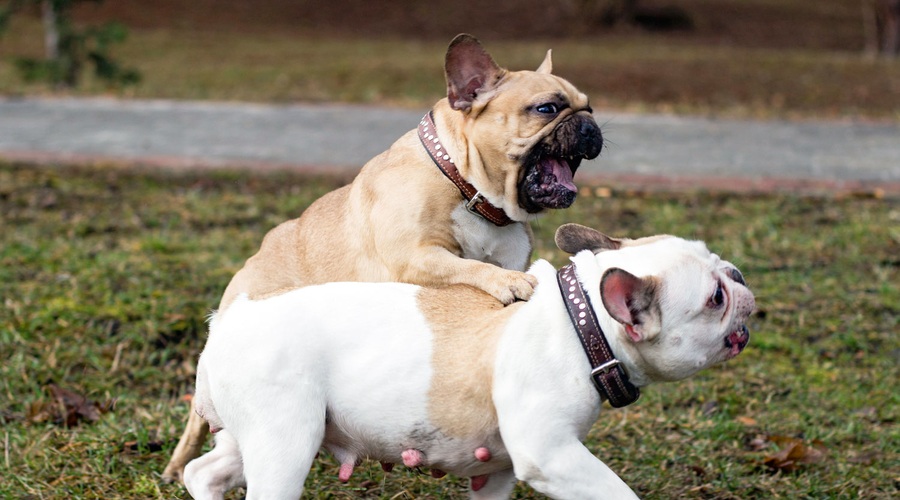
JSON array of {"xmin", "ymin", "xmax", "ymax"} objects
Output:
[{"xmin": 162, "ymin": 398, "xmax": 210, "ymax": 484}]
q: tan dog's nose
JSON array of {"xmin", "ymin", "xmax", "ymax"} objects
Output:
[{"xmin": 576, "ymin": 116, "xmax": 603, "ymax": 160}]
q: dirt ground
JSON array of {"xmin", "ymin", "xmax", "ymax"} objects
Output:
[{"xmin": 74, "ymin": 0, "xmax": 868, "ymax": 51}]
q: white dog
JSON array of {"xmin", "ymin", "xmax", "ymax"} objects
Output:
[{"xmin": 183, "ymin": 224, "xmax": 755, "ymax": 499}]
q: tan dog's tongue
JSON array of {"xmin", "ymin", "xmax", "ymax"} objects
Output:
[{"xmin": 548, "ymin": 158, "xmax": 576, "ymax": 191}]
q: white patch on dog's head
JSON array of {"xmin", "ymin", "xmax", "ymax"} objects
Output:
[{"xmin": 571, "ymin": 234, "xmax": 756, "ymax": 386}]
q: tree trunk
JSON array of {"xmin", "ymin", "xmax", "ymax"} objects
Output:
[
  {"xmin": 865, "ymin": 0, "xmax": 900, "ymax": 57},
  {"xmin": 886, "ymin": 0, "xmax": 900, "ymax": 55},
  {"xmin": 41, "ymin": 0, "xmax": 59, "ymax": 60}
]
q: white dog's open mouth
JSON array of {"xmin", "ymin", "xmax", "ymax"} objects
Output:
[{"xmin": 724, "ymin": 325, "xmax": 750, "ymax": 358}]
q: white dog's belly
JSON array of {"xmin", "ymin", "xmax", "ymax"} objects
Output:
[
  {"xmin": 205, "ymin": 285, "xmax": 512, "ymax": 478},
  {"xmin": 321, "ymin": 417, "xmax": 511, "ymax": 477}
]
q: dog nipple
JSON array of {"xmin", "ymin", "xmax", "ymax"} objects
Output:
[
  {"xmin": 380, "ymin": 461, "xmax": 394, "ymax": 472},
  {"xmin": 431, "ymin": 468, "xmax": 447, "ymax": 478},
  {"xmin": 401, "ymin": 448, "xmax": 425, "ymax": 467},
  {"xmin": 338, "ymin": 462, "xmax": 354, "ymax": 483},
  {"xmin": 471, "ymin": 474, "xmax": 490, "ymax": 491},
  {"xmin": 209, "ymin": 426, "xmax": 222, "ymax": 434},
  {"xmin": 474, "ymin": 447, "xmax": 491, "ymax": 462}
]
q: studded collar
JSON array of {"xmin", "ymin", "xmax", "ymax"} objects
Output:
[
  {"xmin": 417, "ymin": 112, "xmax": 513, "ymax": 227},
  {"xmin": 557, "ymin": 263, "xmax": 641, "ymax": 408}
]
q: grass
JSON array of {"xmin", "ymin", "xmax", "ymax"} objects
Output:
[
  {"xmin": 1, "ymin": 15, "xmax": 900, "ymax": 120},
  {"xmin": 1, "ymin": 162, "xmax": 897, "ymax": 499}
]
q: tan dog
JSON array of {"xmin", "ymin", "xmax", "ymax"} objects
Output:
[{"xmin": 162, "ymin": 33, "xmax": 604, "ymax": 483}]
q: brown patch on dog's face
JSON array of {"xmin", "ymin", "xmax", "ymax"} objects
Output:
[{"xmin": 417, "ymin": 285, "xmax": 521, "ymax": 438}]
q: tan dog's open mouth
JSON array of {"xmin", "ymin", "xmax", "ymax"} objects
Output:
[
  {"xmin": 519, "ymin": 115, "xmax": 603, "ymax": 213},
  {"xmin": 520, "ymin": 155, "xmax": 580, "ymax": 210}
]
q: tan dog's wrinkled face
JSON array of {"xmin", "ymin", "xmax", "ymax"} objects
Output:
[
  {"xmin": 556, "ymin": 224, "xmax": 756, "ymax": 384},
  {"xmin": 445, "ymin": 35, "xmax": 604, "ymax": 217}
]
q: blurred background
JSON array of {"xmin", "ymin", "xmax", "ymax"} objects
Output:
[
  {"xmin": 1, "ymin": 0, "xmax": 898, "ymax": 119},
  {"xmin": 1, "ymin": 3, "xmax": 899, "ymax": 499}
]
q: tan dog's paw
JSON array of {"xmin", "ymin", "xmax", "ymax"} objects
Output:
[{"xmin": 488, "ymin": 270, "xmax": 538, "ymax": 305}]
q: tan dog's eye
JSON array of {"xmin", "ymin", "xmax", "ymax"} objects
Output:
[{"xmin": 535, "ymin": 103, "xmax": 559, "ymax": 114}]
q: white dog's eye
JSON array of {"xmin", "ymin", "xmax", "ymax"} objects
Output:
[
  {"xmin": 709, "ymin": 281, "xmax": 725, "ymax": 308},
  {"xmin": 535, "ymin": 103, "xmax": 559, "ymax": 114}
]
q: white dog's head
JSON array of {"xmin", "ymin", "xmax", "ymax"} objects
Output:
[{"xmin": 556, "ymin": 223, "xmax": 756, "ymax": 386}]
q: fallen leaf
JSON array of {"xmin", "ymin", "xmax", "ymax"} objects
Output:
[
  {"xmin": 122, "ymin": 439, "xmax": 167, "ymax": 454},
  {"xmin": 28, "ymin": 385, "xmax": 111, "ymax": 428},
  {"xmin": 762, "ymin": 435, "xmax": 827, "ymax": 472},
  {"xmin": 736, "ymin": 416, "xmax": 758, "ymax": 426}
]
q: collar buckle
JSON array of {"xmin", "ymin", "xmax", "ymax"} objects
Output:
[
  {"xmin": 591, "ymin": 359, "xmax": 620, "ymax": 377},
  {"xmin": 418, "ymin": 112, "xmax": 513, "ymax": 227},
  {"xmin": 465, "ymin": 191, "xmax": 485, "ymax": 215},
  {"xmin": 557, "ymin": 263, "xmax": 641, "ymax": 408}
]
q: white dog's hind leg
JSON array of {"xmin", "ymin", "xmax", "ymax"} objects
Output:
[
  {"xmin": 469, "ymin": 468, "xmax": 517, "ymax": 500},
  {"xmin": 240, "ymin": 400, "xmax": 326, "ymax": 500},
  {"xmin": 183, "ymin": 430, "xmax": 245, "ymax": 500}
]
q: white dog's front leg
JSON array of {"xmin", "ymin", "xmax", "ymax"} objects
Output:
[{"xmin": 509, "ymin": 440, "xmax": 639, "ymax": 500}]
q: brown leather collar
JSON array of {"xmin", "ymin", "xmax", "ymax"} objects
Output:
[
  {"xmin": 557, "ymin": 263, "xmax": 640, "ymax": 408},
  {"xmin": 417, "ymin": 112, "xmax": 513, "ymax": 227}
]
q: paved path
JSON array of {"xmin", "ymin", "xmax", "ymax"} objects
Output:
[{"xmin": 1, "ymin": 97, "xmax": 898, "ymax": 194}]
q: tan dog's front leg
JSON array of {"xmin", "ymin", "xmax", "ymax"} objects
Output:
[
  {"xmin": 470, "ymin": 264, "xmax": 538, "ymax": 304},
  {"xmin": 162, "ymin": 398, "xmax": 210, "ymax": 484},
  {"xmin": 401, "ymin": 248, "xmax": 537, "ymax": 304}
]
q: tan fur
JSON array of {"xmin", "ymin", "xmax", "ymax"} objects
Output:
[
  {"xmin": 163, "ymin": 409, "xmax": 209, "ymax": 481},
  {"xmin": 218, "ymin": 124, "xmax": 531, "ymax": 313},
  {"xmin": 417, "ymin": 285, "xmax": 523, "ymax": 438}
]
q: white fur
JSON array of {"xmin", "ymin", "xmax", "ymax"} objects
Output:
[
  {"xmin": 451, "ymin": 202, "xmax": 532, "ymax": 270},
  {"xmin": 184, "ymin": 237, "xmax": 755, "ymax": 499}
]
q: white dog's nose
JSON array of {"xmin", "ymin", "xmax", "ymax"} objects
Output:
[
  {"xmin": 735, "ymin": 288, "xmax": 756, "ymax": 319},
  {"xmin": 728, "ymin": 267, "xmax": 746, "ymax": 286}
]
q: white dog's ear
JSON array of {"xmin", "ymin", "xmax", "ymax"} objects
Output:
[
  {"xmin": 555, "ymin": 223, "xmax": 623, "ymax": 255},
  {"xmin": 600, "ymin": 268, "xmax": 661, "ymax": 342},
  {"xmin": 445, "ymin": 34, "xmax": 506, "ymax": 112},
  {"xmin": 536, "ymin": 49, "xmax": 553, "ymax": 74}
]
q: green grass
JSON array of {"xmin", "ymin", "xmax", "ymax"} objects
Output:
[
  {"xmin": 1, "ymin": 162, "xmax": 897, "ymax": 498},
  {"xmin": 2, "ymin": 17, "xmax": 899, "ymax": 120}
]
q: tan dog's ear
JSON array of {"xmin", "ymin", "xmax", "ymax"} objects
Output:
[
  {"xmin": 555, "ymin": 223, "xmax": 622, "ymax": 254},
  {"xmin": 600, "ymin": 268, "xmax": 661, "ymax": 342},
  {"xmin": 445, "ymin": 34, "xmax": 505, "ymax": 112},
  {"xmin": 536, "ymin": 49, "xmax": 553, "ymax": 74}
]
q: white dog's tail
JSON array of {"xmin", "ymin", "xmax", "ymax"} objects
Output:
[
  {"xmin": 194, "ymin": 309, "xmax": 231, "ymax": 433},
  {"xmin": 193, "ymin": 356, "xmax": 225, "ymax": 433}
]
